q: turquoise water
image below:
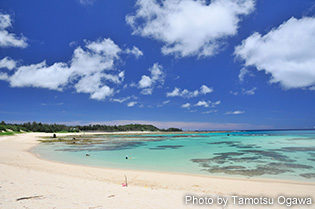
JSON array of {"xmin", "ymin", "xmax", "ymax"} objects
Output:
[{"xmin": 33, "ymin": 130, "xmax": 315, "ymax": 182}]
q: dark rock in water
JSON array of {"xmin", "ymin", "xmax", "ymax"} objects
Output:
[
  {"xmin": 213, "ymin": 152, "xmax": 244, "ymax": 156},
  {"xmin": 224, "ymin": 166, "xmax": 246, "ymax": 170},
  {"xmin": 191, "ymin": 158, "xmax": 213, "ymax": 163},
  {"xmin": 56, "ymin": 141, "xmax": 147, "ymax": 152},
  {"xmin": 149, "ymin": 145, "xmax": 184, "ymax": 150},
  {"xmin": 236, "ymin": 157, "xmax": 260, "ymax": 161},
  {"xmin": 300, "ymin": 173, "xmax": 315, "ymax": 179},
  {"xmin": 286, "ymin": 138, "xmax": 310, "ymax": 141},
  {"xmin": 240, "ymin": 149, "xmax": 295, "ymax": 162},
  {"xmin": 277, "ymin": 147, "xmax": 315, "ymax": 152},
  {"xmin": 208, "ymin": 141, "xmax": 240, "ymax": 145},
  {"xmin": 86, "ymin": 154, "xmax": 90, "ymax": 156},
  {"xmin": 266, "ymin": 162, "xmax": 313, "ymax": 169},
  {"xmin": 235, "ymin": 144, "xmax": 260, "ymax": 149}
]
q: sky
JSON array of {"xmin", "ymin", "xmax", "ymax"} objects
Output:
[{"xmin": 0, "ymin": 0, "xmax": 314, "ymax": 130}]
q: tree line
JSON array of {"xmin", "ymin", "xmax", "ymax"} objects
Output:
[{"xmin": 0, "ymin": 121, "xmax": 182, "ymax": 133}]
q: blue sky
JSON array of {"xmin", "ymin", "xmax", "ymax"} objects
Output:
[{"xmin": 0, "ymin": 0, "xmax": 314, "ymax": 130}]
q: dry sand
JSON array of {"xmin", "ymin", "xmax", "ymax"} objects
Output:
[{"xmin": 0, "ymin": 133, "xmax": 314, "ymax": 209}]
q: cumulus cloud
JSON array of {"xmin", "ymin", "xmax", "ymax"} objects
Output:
[
  {"xmin": 0, "ymin": 13, "xmax": 27, "ymax": 48},
  {"xmin": 166, "ymin": 85, "xmax": 213, "ymax": 98},
  {"xmin": 181, "ymin": 103, "xmax": 191, "ymax": 108},
  {"xmin": 235, "ymin": 16, "xmax": 315, "ymax": 89},
  {"xmin": 139, "ymin": 75, "xmax": 152, "ymax": 88},
  {"xmin": 126, "ymin": 0, "xmax": 255, "ymax": 57},
  {"xmin": 0, "ymin": 72, "xmax": 9, "ymax": 81},
  {"xmin": 195, "ymin": 100, "xmax": 221, "ymax": 108},
  {"xmin": 195, "ymin": 100, "xmax": 210, "ymax": 107},
  {"xmin": 125, "ymin": 46, "xmax": 143, "ymax": 58},
  {"xmin": 0, "ymin": 57, "xmax": 17, "ymax": 70},
  {"xmin": 138, "ymin": 63, "xmax": 164, "ymax": 95},
  {"xmin": 10, "ymin": 61, "xmax": 72, "ymax": 90},
  {"xmin": 225, "ymin": 110, "xmax": 244, "ymax": 115},
  {"xmin": 0, "ymin": 38, "xmax": 139, "ymax": 100},
  {"xmin": 200, "ymin": 85, "xmax": 213, "ymax": 94},
  {"xmin": 127, "ymin": 101, "xmax": 137, "ymax": 107}
]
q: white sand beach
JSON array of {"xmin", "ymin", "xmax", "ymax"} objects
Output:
[{"xmin": 0, "ymin": 133, "xmax": 314, "ymax": 209}]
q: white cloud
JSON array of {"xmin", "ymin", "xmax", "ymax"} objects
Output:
[
  {"xmin": 0, "ymin": 72, "xmax": 9, "ymax": 81},
  {"xmin": 90, "ymin": 86, "xmax": 113, "ymax": 100},
  {"xmin": 128, "ymin": 82, "xmax": 137, "ymax": 88},
  {"xmin": 195, "ymin": 100, "xmax": 221, "ymax": 108},
  {"xmin": 166, "ymin": 85, "xmax": 213, "ymax": 98},
  {"xmin": 10, "ymin": 61, "xmax": 72, "ymax": 90},
  {"xmin": 181, "ymin": 103, "xmax": 191, "ymax": 108},
  {"xmin": 212, "ymin": 100, "xmax": 221, "ymax": 107},
  {"xmin": 225, "ymin": 110, "xmax": 245, "ymax": 115},
  {"xmin": 139, "ymin": 75, "xmax": 152, "ymax": 88},
  {"xmin": 238, "ymin": 67, "xmax": 253, "ymax": 82},
  {"xmin": 200, "ymin": 85, "xmax": 213, "ymax": 94},
  {"xmin": 0, "ymin": 13, "xmax": 27, "ymax": 48},
  {"xmin": 79, "ymin": 0, "xmax": 95, "ymax": 6},
  {"xmin": 126, "ymin": 0, "xmax": 255, "ymax": 57},
  {"xmin": 230, "ymin": 88, "xmax": 256, "ymax": 96},
  {"xmin": 40, "ymin": 102, "xmax": 63, "ymax": 106},
  {"xmin": 127, "ymin": 101, "xmax": 137, "ymax": 107},
  {"xmin": 125, "ymin": 46, "xmax": 143, "ymax": 58},
  {"xmin": 202, "ymin": 110, "xmax": 218, "ymax": 114},
  {"xmin": 138, "ymin": 62, "xmax": 164, "ymax": 95},
  {"xmin": 242, "ymin": 87, "xmax": 256, "ymax": 95},
  {"xmin": 140, "ymin": 88, "xmax": 153, "ymax": 95},
  {"xmin": 0, "ymin": 14, "xmax": 11, "ymax": 29},
  {"xmin": 74, "ymin": 73, "xmax": 114, "ymax": 100},
  {"xmin": 0, "ymin": 57, "xmax": 16, "ymax": 70},
  {"xmin": 162, "ymin": 100, "xmax": 170, "ymax": 104},
  {"xmin": 230, "ymin": 91, "xmax": 239, "ymax": 96},
  {"xmin": 195, "ymin": 100, "xmax": 210, "ymax": 107},
  {"xmin": 111, "ymin": 96, "xmax": 132, "ymax": 103},
  {"xmin": 235, "ymin": 16, "xmax": 315, "ymax": 89},
  {"xmin": 157, "ymin": 100, "xmax": 170, "ymax": 107},
  {"xmin": 0, "ymin": 38, "xmax": 137, "ymax": 100}
]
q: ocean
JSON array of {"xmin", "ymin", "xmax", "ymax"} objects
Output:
[{"xmin": 32, "ymin": 130, "xmax": 315, "ymax": 182}]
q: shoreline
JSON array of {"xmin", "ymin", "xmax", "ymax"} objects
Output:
[
  {"xmin": 31, "ymin": 144, "xmax": 315, "ymax": 186},
  {"xmin": 32, "ymin": 131, "xmax": 315, "ymax": 185},
  {"xmin": 1, "ymin": 133, "xmax": 314, "ymax": 208}
]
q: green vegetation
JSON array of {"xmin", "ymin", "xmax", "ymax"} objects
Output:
[
  {"xmin": 0, "ymin": 131, "xmax": 15, "ymax": 136},
  {"xmin": 0, "ymin": 121, "xmax": 182, "ymax": 134}
]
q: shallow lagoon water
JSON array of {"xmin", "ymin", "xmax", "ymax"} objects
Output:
[{"xmin": 33, "ymin": 130, "xmax": 315, "ymax": 181}]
